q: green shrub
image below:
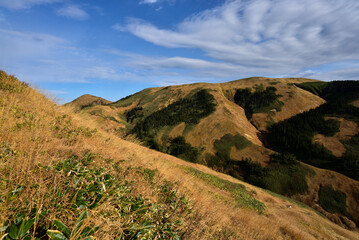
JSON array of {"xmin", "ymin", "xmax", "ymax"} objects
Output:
[
  {"xmin": 318, "ymin": 185, "xmax": 347, "ymax": 215},
  {"xmin": 1, "ymin": 153, "xmax": 192, "ymax": 239}
]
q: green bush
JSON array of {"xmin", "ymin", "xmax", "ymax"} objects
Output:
[{"xmin": 318, "ymin": 185, "xmax": 347, "ymax": 215}]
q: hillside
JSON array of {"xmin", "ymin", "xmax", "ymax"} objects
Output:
[
  {"xmin": 82, "ymin": 77, "xmax": 324, "ymax": 163},
  {"xmin": 65, "ymin": 94, "xmax": 112, "ymax": 112},
  {"xmin": 70, "ymin": 76, "xmax": 359, "ymax": 230},
  {"xmin": 2, "ymin": 73, "xmax": 359, "ymax": 239}
]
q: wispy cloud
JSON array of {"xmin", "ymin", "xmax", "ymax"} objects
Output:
[
  {"xmin": 305, "ymin": 66, "xmax": 359, "ymax": 81},
  {"xmin": 0, "ymin": 28, "xmax": 132, "ymax": 84},
  {"xmin": 119, "ymin": 0, "xmax": 359, "ymax": 80},
  {"xmin": 140, "ymin": 0, "xmax": 159, "ymax": 4},
  {"xmin": 139, "ymin": 0, "xmax": 175, "ymax": 6},
  {"xmin": 56, "ymin": 5, "xmax": 89, "ymax": 20},
  {"xmin": 0, "ymin": 0, "xmax": 62, "ymax": 10}
]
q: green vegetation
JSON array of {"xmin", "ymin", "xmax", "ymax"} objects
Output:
[
  {"xmin": 0, "ymin": 71, "xmax": 28, "ymax": 93},
  {"xmin": 267, "ymin": 81, "xmax": 359, "ymax": 180},
  {"xmin": 233, "ymin": 85, "xmax": 283, "ymax": 118},
  {"xmin": 205, "ymin": 134, "xmax": 252, "ymax": 177},
  {"xmin": 47, "ymin": 208, "xmax": 98, "ymax": 240},
  {"xmin": 112, "ymin": 88, "xmax": 153, "ymax": 108},
  {"xmin": 184, "ymin": 167, "xmax": 266, "ymax": 214},
  {"xmin": 318, "ymin": 185, "xmax": 347, "ymax": 216},
  {"xmin": 269, "ymin": 81, "xmax": 280, "ymax": 85},
  {"xmin": 213, "ymin": 134, "xmax": 252, "ymax": 161},
  {"xmin": 1, "ymin": 151, "xmax": 192, "ymax": 239},
  {"xmin": 297, "ymin": 81, "xmax": 359, "ymax": 102},
  {"xmin": 168, "ymin": 136, "xmax": 200, "ymax": 163},
  {"xmin": 342, "ymin": 134, "xmax": 359, "ymax": 180},
  {"xmin": 125, "ymin": 107, "xmax": 144, "ymax": 123},
  {"xmin": 234, "ymin": 154, "xmax": 311, "ymax": 196},
  {"xmin": 266, "ymin": 109, "xmax": 340, "ymax": 165},
  {"xmin": 296, "ymin": 82, "xmax": 328, "ymax": 96},
  {"xmin": 133, "ymin": 89, "xmax": 217, "ymax": 149},
  {"xmin": 51, "ymin": 115, "xmax": 97, "ymax": 145}
]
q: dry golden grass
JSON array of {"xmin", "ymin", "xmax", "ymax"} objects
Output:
[{"xmin": 1, "ymin": 71, "xmax": 359, "ymax": 239}]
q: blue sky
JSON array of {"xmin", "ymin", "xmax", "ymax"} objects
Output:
[{"xmin": 1, "ymin": 0, "xmax": 359, "ymax": 103}]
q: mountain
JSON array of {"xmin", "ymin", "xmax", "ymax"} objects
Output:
[
  {"xmin": 70, "ymin": 76, "xmax": 359, "ymax": 229},
  {"xmin": 65, "ymin": 93, "xmax": 112, "ymax": 111},
  {"xmin": 2, "ymin": 71, "xmax": 359, "ymax": 239}
]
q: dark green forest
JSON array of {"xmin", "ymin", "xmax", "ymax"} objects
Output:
[
  {"xmin": 233, "ymin": 85, "xmax": 283, "ymax": 118},
  {"xmin": 266, "ymin": 81, "xmax": 359, "ymax": 180}
]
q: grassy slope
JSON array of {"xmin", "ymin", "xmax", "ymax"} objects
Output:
[
  {"xmin": 99, "ymin": 77, "xmax": 324, "ymax": 164},
  {"xmin": 69, "ymin": 77, "xmax": 359, "ymax": 229},
  {"xmin": 2, "ymin": 72, "xmax": 359, "ymax": 239}
]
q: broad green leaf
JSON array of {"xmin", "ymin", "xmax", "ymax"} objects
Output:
[
  {"xmin": 54, "ymin": 220, "xmax": 71, "ymax": 238},
  {"xmin": 47, "ymin": 230, "xmax": 68, "ymax": 240},
  {"xmin": 19, "ymin": 218, "xmax": 35, "ymax": 238},
  {"xmin": 8, "ymin": 224, "xmax": 19, "ymax": 239},
  {"xmin": 72, "ymin": 208, "xmax": 87, "ymax": 236}
]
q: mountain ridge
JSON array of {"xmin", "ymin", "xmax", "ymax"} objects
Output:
[
  {"xmin": 3, "ymin": 70, "xmax": 359, "ymax": 238},
  {"xmin": 68, "ymin": 76, "xmax": 359, "ymax": 229}
]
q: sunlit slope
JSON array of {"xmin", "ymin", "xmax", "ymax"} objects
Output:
[
  {"xmin": 65, "ymin": 93, "xmax": 112, "ymax": 112},
  {"xmin": 69, "ymin": 76, "xmax": 359, "ymax": 230},
  {"xmin": 2, "ymin": 71, "xmax": 359, "ymax": 239},
  {"xmin": 104, "ymin": 77, "xmax": 324, "ymax": 163}
]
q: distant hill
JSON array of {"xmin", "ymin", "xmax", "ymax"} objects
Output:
[
  {"xmin": 65, "ymin": 94, "xmax": 112, "ymax": 111},
  {"xmin": 69, "ymin": 77, "xmax": 359, "ymax": 229}
]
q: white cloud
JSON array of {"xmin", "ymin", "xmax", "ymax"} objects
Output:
[
  {"xmin": 112, "ymin": 24, "xmax": 126, "ymax": 32},
  {"xmin": 0, "ymin": 0, "xmax": 62, "ymax": 10},
  {"xmin": 56, "ymin": 5, "xmax": 89, "ymax": 20},
  {"xmin": 140, "ymin": 0, "xmax": 159, "ymax": 4},
  {"xmin": 120, "ymin": 0, "xmax": 359, "ymax": 79}
]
